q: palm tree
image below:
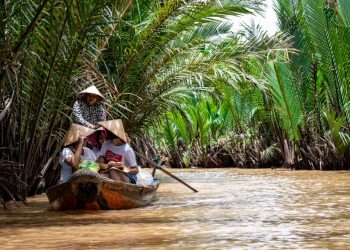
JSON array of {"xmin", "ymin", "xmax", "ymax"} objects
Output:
[
  {"xmin": 274, "ymin": 0, "xmax": 350, "ymax": 169},
  {"xmin": 0, "ymin": 0, "xmax": 265, "ymax": 204}
]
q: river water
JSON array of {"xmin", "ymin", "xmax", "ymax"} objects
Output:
[{"xmin": 1, "ymin": 169, "xmax": 350, "ymax": 249}]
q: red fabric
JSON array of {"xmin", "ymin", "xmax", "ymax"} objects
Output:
[
  {"xmin": 86, "ymin": 129, "xmax": 107, "ymax": 149},
  {"xmin": 105, "ymin": 150, "xmax": 122, "ymax": 162},
  {"xmin": 87, "ymin": 134, "xmax": 97, "ymax": 148}
]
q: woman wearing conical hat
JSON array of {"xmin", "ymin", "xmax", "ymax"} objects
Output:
[
  {"xmin": 73, "ymin": 85, "xmax": 106, "ymax": 129},
  {"xmin": 97, "ymin": 119, "xmax": 139, "ymax": 184},
  {"xmin": 59, "ymin": 124, "xmax": 96, "ymax": 183}
]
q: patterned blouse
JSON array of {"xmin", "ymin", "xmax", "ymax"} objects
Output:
[{"xmin": 73, "ymin": 100, "xmax": 106, "ymax": 127}]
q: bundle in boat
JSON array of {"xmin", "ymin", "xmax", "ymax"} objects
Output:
[{"xmin": 46, "ymin": 170, "xmax": 159, "ymax": 210}]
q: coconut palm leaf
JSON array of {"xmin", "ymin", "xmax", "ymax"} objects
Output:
[
  {"xmin": 323, "ymin": 110, "xmax": 350, "ymax": 159},
  {"xmin": 267, "ymin": 61, "xmax": 303, "ymax": 140},
  {"xmin": 302, "ymin": 0, "xmax": 349, "ymax": 114}
]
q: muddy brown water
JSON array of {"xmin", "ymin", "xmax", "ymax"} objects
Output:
[{"xmin": 1, "ymin": 169, "xmax": 350, "ymax": 249}]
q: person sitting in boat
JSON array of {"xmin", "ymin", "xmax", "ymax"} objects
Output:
[
  {"xmin": 59, "ymin": 124, "xmax": 96, "ymax": 183},
  {"xmin": 97, "ymin": 119, "xmax": 139, "ymax": 184},
  {"xmin": 73, "ymin": 85, "xmax": 106, "ymax": 129},
  {"xmin": 86, "ymin": 127, "xmax": 107, "ymax": 157}
]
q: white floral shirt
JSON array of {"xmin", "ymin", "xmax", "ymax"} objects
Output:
[{"xmin": 73, "ymin": 100, "xmax": 106, "ymax": 127}]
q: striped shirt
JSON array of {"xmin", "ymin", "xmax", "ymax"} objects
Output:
[{"xmin": 73, "ymin": 100, "xmax": 106, "ymax": 127}]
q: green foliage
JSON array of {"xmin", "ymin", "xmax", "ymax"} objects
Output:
[
  {"xmin": 153, "ymin": 0, "xmax": 350, "ymax": 169},
  {"xmin": 1, "ymin": 0, "xmax": 268, "ymax": 198},
  {"xmin": 267, "ymin": 61, "xmax": 303, "ymax": 140},
  {"xmin": 323, "ymin": 110, "xmax": 350, "ymax": 159},
  {"xmin": 274, "ymin": 0, "xmax": 350, "ymax": 168},
  {"xmin": 1, "ymin": 0, "xmax": 349, "ymax": 205}
]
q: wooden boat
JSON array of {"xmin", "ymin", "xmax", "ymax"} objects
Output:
[{"xmin": 46, "ymin": 170, "xmax": 159, "ymax": 210}]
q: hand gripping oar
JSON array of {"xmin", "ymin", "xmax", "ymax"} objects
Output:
[{"xmin": 135, "ymin": 152, "xmax": 198, "ymax": 193}]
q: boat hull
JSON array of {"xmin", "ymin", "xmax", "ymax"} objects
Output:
[{"xmin": 46, "ymin": 170, "xmax": 159, "ymax": 210}]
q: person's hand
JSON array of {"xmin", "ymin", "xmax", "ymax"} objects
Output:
[
  {"xmin": 108, "ymin": 161, "xmax": 124, "ymax": 169},
  {"xmin": 98, "ymin": 162, "xmax": 109, "ymax": 171},
  {"xmin": 88, "ymin": 124, "xmax": 96, "ymax": 129},
  {"xmin": 77, "ymin": 136, "xmax": 87, "ymax": 145},
  {"xmin": 107, "ymin": 161, "xmax": 117, "ymax": 167}
]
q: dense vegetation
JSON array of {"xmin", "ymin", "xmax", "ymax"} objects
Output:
[
  {"xmin": 0, "ymin": 0, "xmax": 349, "ymax": 206},
  {"xmin": 151, "ymin": 0, "xmax": 350, "ymax": 170}
]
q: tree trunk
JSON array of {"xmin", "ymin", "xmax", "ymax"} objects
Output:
[{"xmin": 282, "ymin": 139, "xmax": 295, "ymax": 170}]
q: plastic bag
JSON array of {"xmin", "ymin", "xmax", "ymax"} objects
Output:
[
  {"xmin": 78, "ymin": 160, "xmax": 100, "ymax": 172},
  {"xmin": 136, "ymin": 167, "xmax": 154, "ymax": 186}
]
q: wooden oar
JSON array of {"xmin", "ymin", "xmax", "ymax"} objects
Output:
[{"xmin": 135, "ymin": 152, "xmax": 198, "ymax": 193}]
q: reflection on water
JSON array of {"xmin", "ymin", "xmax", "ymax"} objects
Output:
[{"xmin": 1, "ymin": 169, "xmax": 350, "ymax": 249}]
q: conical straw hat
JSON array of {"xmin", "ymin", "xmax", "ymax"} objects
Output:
[
  {"xmin": 63, "ymin": 124, "xmax": 96, "ymax": 146},
  {"xmin": 98, "ymin": 119, "xmax": 127, "ymax": 143},
  {"xmin": 78, "ymin": 85, "xmax": 105, "ymax": 100}
]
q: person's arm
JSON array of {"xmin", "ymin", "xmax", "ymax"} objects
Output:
[
  {"xmin": 124, "ymin": 146, "xmax": 139, "ymax": 175},
  {"xmin": 96, "ymin": 104, "xmax": 106, "ymax": 123},
  {"xmin": 73, "ymin": 101, "xmax": 94, "ymax": 128},
  {"xmin": 97, "ymin": 156, "xmax": 109, "ymax": 171},
  {"xmin": 128, "ymin": 166, "xmax": 139, "ymax": 175},
  {"xmin": 65, "ymin": 137, "xmax": 84, "ymax": 169},
  {"xmin": 96, "ymin": 142, "xmax": 110, "ymax": 171}
]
